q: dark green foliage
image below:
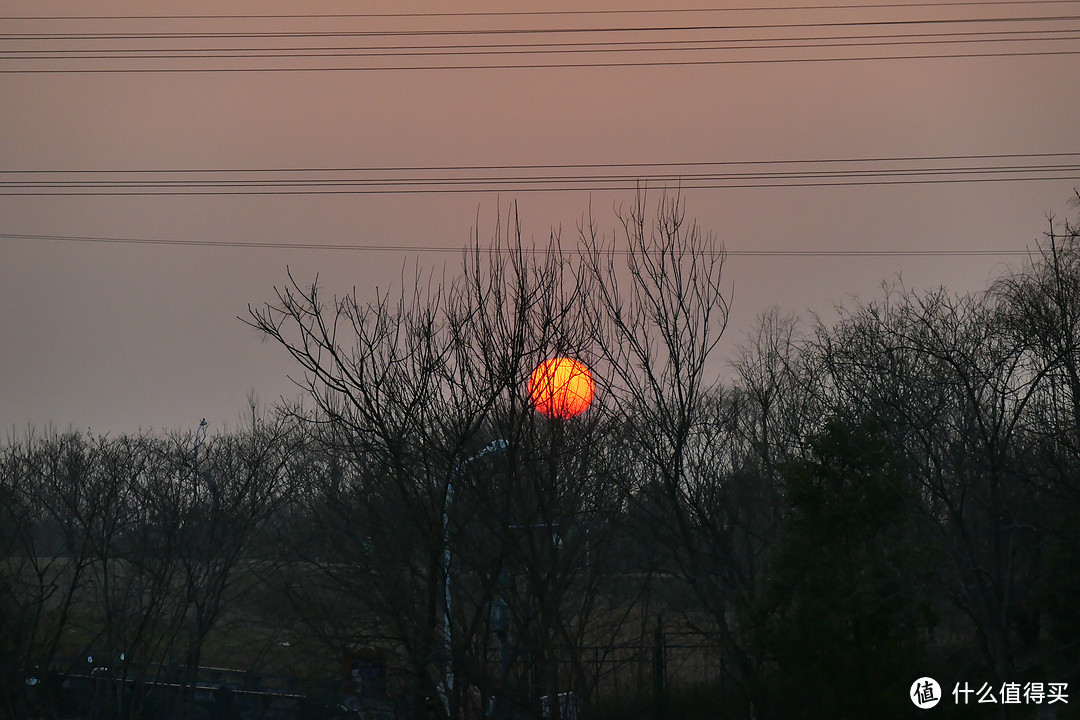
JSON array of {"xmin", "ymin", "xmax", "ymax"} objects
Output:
[
  {"xmin": 1035, "ymin": 508, "xmax": 1080, "ymax": 648},
  {"xmin": 755, "ymin": 415, "xmax": 935, "ymax": 719}
]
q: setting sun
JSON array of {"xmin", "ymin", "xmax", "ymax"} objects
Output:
[{"xmin": 528, "ymin": 358, "xmax": 595, "ymax": 418}]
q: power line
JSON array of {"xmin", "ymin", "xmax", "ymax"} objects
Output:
[
  {"xmin": 0, "ymin": 232, "xmax": 1032, "ymax": 256},
  {"xmin": 3, "ymin": 48, "xmax": 1077, "ymax": 73},
  {"xmin": 7, "ymin": 162, "xmax": 1076, "ymax": 178},
  {"xmin": 4, "ymin": 8, "xmax": 1076, "ymax": 70},
  {"xmin": 5, "ymin": 15, "xmax": 1079, "ymax": 40},
  {"xmin": 3, "ymin": 32, "xmax": 1076, "ymax": 62},
  {"xmin": 3, "ymin": 1, "xmax": 1079, "ymax": 21},
  {"xmin": 5, "ymin": 167, "xmax": 1078, "ymax": 187},
  {"xmin": 4, "ymin": 152, "xmax": 1074, "ymax": 174},
  {"xmin": 4, "ymin": 13, "xmax": 1077, "ymax": 71},
  {"xmin": 1, "ymin": 26, "xmax": 1076, "ymax": 54},
  {"xmin": 6, "ymin": 178, "xmax": 1075, "ymax": 194},
  {"xmin": 1, "ymin": 158, "xmax": 1076, "ymax": 194}
]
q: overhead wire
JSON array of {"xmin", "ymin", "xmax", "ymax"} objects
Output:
[
  {"xmin": 2, "ymin": 154, "xmax": 1077, "ymax": 194},
  {"xmin": 0, "ymin": 7, "xmax": 1069, "ymax": 256},
  {"xmin": 3, "ymin": 152, "xmax": 1073, "ymax": 174},
  {"xmin": 1, "ymin": 8, "xmax": 1078, "ymax": 71},
  {"xmin": 0, "ymin": 25, "xmax": 1076, "ymax": 51},
  {"xmin": 6, "ymin": 176, "xmax": 1075, "ymax": 194},
  {"xmin": 5, "ymin": 15, "xmax": 1080, "ymax": 40},
  {"xmin": 3, "ymin": 0, "xmax": 1080, "ymax": 21},
  {"xmin": 0, "ymin": 232, "xmax": 1033, "ymax": 256},
  {"xmin": 1, "ymin": 31, "xmax": 1077, "ymax": 62},
  {"xmin": 6, "ymin": 50, "xmax": 1080, "ymax": 72}
]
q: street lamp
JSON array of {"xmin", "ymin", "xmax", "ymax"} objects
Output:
[
  {"xmin": 193, "ymin": 418, "xmax": 208, "ymax": 467},
  {"xmin": 442, "ymin": 438, "xmax": 508, "ymax": 714},
  {"xmin": 192, "ymin": 418, "xmax": 208, "ymax": 503},
  {"xmin": 439, "ymin": 359, "xmax": 590, "ymax": 714}
]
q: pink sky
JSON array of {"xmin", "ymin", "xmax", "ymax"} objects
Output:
[{"xmin": 1, "ymin": 0, "xmax": 1078, "ymax": 433}]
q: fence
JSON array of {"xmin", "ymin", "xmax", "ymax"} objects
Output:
[
  {"xmin": 579, "ymin": 628, "xmax": 726, "ymax": 703},
  {"xmin": 36, "ymin": 624, "xmax": 727, "ymax": 719}
]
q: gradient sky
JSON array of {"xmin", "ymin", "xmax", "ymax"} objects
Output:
[{"xmin": 2, "ymin": 0, "xmax": 1079, "ymax": 435}]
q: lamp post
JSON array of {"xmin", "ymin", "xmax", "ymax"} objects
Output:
[
  {"xmin": 443, "ymin": 438, "xmax": 507, "ymax": 715},
  {"xmin": 192, "ymin": 418, "xmax": 207, "ymax": 502},
  {"xmin": 193, "ymin": 418, "xmax": 208, "ymax": 467}
]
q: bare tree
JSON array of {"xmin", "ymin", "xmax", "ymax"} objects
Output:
[
  {"xmin": 0, "ymin": 429, "xmax": 108, "ymax": 717},
  {"xmin": 813, "ymin": 283, "xmax": 1051, "ymax": 716},
  {"xmin": 992, "ymin": 209, "xmax": 1080, "ymax": 484},
  {"xmin": 247, "ymin": 203, "xmax": 639, "ymax": 719},
  {"xmin": 989, "ymin": 206, "xmax": 1080, "ymax": 678},
  {"xmin": 163, "ymin": 407, "xmax": 302, "ymax": 717},
  {"xmin": 575, "ymin": 193, "xmax": 780, "ymax": 716},
  {"xmin": 0, "ymin": 410, "xmax": 303, "ymax": 720}
]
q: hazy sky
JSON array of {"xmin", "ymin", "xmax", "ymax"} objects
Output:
[{"xmin": 2, "ymin": 0, "xmax": 1079, "ymax": 434}]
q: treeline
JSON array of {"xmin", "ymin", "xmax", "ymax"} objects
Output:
[
  {"xmin": 0, "ymin": 412, "xmax": 304, "ymax": 718},
  {"xmin": 3, "ymin": 194, "xmax": 1079, "ymax": 720}
]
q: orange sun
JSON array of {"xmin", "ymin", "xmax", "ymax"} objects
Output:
[{"xmin": 528, "ymin": 358, "xmax": 595, "ymax": 418}]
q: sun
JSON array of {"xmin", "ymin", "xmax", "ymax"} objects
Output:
[{"xmin": 528, "ymin": 358, "xmax": 595, "ymax": 418}]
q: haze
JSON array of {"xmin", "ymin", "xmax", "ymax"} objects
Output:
[{"xmin": 1, "ymin": 0, "xmax": 1078, "ymax": 434}]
